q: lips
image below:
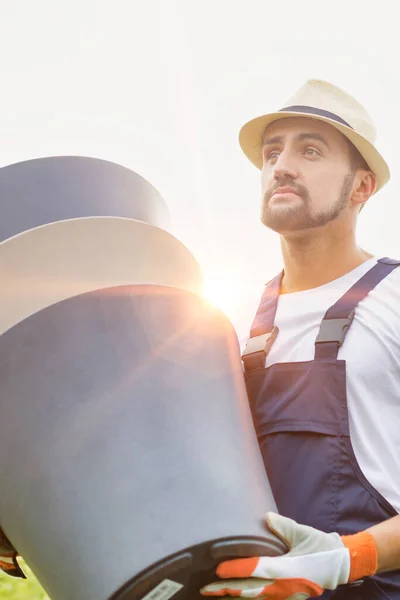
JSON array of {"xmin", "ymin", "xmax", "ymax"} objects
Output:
[{"xmin": 273, "ymin": 187, "xmax": 299, "ymax": 195}]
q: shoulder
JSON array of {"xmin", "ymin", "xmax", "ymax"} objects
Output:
[
  {"xmin": 355, "ymin": 262, "xmax": 400, "ymax": 338},
  {"xmin": 374, "ymin": 262, "xmax": 400, "ymax": 298}
]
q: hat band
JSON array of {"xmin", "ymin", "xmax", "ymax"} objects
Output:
[{"xmin": 279, "ymin": 105, "xmax": 353, "ymax": 129}]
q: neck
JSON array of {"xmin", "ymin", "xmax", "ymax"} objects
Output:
[{"xmin": 279, "ymin": 227, "xmax": 373, "ymax": 294}]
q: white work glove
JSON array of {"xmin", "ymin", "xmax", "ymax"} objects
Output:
[{"xmin": 200, "ymin": 512, "xmax": 378, "ymax": 599}]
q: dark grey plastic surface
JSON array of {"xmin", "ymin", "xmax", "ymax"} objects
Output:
[
  {"xmin": 0, "ymin": 285, "xmax": 285, "ymax": 600},
  {"xmin": 0, "ymin": 156, "xmax": 170, "ymax": 242}
]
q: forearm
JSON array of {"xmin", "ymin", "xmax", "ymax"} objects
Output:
[{"xmin": 366, "ymin": 514, "xmax": 400, "ymax": 573}]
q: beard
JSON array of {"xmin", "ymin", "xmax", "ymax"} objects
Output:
[{"xmin": 261, "ymin": 172, "xmax": 355, "ymax": 233}]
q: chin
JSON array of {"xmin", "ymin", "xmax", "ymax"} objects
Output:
[{"xmin": 261, "ymin": 214, "xmax": 320, "ymax": 236}]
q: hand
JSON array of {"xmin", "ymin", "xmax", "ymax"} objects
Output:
[{"xmin": 200, "ymin": 512, "xmax": 378, "ymax": 599}]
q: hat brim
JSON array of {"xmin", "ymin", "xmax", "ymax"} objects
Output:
[{"xmin": 239, "ymin": 111, "xmax": 390, "ymax": 194}]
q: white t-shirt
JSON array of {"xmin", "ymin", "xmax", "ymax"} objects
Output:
[{"xmin": 246, "ymin": 257, "xmax": 400, "ymax": 513}]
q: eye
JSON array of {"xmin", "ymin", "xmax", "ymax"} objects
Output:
[
  {"xmin": 304, "ymin": 147, "xmax": 320, "ymax": 157},
  {"xmin": 263, "ymin": 149, "xmax": 280, "ymax": 162}
]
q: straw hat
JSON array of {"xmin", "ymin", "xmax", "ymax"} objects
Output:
[{"xmin": 239, "ymin": 79, "xmax": 390, "ymax": 194}]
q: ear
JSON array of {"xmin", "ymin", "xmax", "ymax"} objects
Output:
[{"xmin": 351, "ymin": 170, "xmax": 376, "ymax": 209}]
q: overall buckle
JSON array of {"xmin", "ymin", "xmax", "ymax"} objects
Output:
[
  {"xmin": 315, "ymin": 310, "xmax": 355, "ymax": 347},
  {"xmin": 242, "ymin": 326, "xmax": 279, "ymax": 371}
]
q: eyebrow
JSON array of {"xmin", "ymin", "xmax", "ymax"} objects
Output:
[{"xmin": 261, "ymin": 132, "xmax": 330, "ymax": 150}]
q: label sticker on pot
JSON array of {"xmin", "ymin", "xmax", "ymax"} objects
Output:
[{"xmin": 142, "ymin": 579, "xmax": 184, "ymax": 600}]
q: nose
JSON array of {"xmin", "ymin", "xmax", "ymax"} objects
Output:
[{"xmin": 272, "ymin": 151, "xmax": 298, "ymax": 182}]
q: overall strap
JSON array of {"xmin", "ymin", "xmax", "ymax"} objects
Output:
[
  {"xmin": 242, "ymin": 272, "xmax": 282, "ymax": 371},
  {"xmin": 314, "ymin": 258, "xmax": 400, "ymax": 359}
]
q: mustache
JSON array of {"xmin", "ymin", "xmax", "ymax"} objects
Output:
[{"xmin": 265, "ymin": 181, "xmax": 308, "ymax": 202}]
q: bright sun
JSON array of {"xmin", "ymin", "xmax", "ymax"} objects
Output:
[{"xmin": 202, "ymin": 278, "xmax": 237, "ymax": 318}]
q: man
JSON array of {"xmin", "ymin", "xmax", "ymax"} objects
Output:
[{"xmin": 200, "ymin": 79, "xmax": 400, "ymax": 598}]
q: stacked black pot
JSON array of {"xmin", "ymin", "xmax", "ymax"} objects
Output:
[{"xmin": 0, "ymin": 156, "xmax": 285, "ymax": 600}]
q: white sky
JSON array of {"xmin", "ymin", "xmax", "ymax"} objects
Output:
[{"xmin": 1, "ymin": 0, "xmax": 400, "ymax": 342}]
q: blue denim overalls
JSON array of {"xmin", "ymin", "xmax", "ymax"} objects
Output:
[{"xmin": 242, "ymin": 258, "xmax": 400, "ymax": 599}]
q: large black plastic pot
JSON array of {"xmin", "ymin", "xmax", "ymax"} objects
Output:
[
  {"xmin": 0, "ymin": 155, "xmax": 171, "ymax": 241},
  {"xmin": 0, "ymin": 284, "xmax": 286, "ymax": 600}
]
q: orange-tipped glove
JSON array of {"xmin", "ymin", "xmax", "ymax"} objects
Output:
[
  {"xmin": 0, "ymin": 528, "xmax": 26, "ymax": 579},
  {"xmin": 200, "ymin": 513, "xmax": 378, "ymax": 599}
]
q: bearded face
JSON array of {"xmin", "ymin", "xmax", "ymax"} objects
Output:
[{"xmin": 260, "ymin": 117, "xmax": 359, "ymax": 236}]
